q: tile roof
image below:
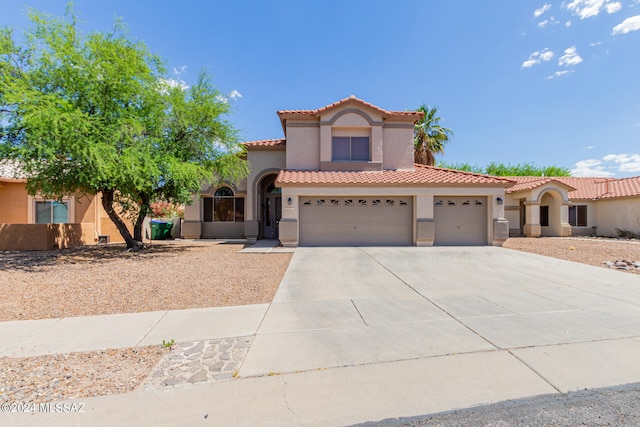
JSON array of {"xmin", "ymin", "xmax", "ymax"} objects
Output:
[
  {"xmin": 243, "ymin": 138, "xmax": 286, "ymax": 150},
  {"xmin": 507, "ymin": 176, "xmax": 640, "ymax": 200},
  {"xmin": 277, "ymin": 95, "xmax": 423, "ymax": 120},
  {"xmin": 506, "ymin": 177, "xmax": 576, "ymax": 193},
  {"xmin": 276, "ymin": 164, "xmax": 515, "ymax": 187}
]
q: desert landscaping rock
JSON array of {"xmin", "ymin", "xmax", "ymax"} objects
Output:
[
  {"xmin": 142, "ymin": 336, "xmax": 253, "ymax": 391},
  {"xmin": 0, "ymin": 241, "xmax": 292, "ymax": 321},
  {"xmin": 0, "ymin": 346, "xmax": 165, "ymax": 404},
  {"xmin": 504, "ymin": 237, "xmax": 640, "ymax": 275}
]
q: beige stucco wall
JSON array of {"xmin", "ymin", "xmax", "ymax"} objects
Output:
[
  {"xmin": 504, "ymin": 194, "xmax": 522, "ymax": 236},
  {"xmin": 182, "ymin": 149, "xmax": 285, "ymax": 240},
  {"xmin": 0, "ymin": 181, "xmax": 29, "ymax": 223},
  {"xmin": 593, "ymin": 197, "xmax": 640, "ymax": 237},
  {"xmin": 286, "ymin": 125, "xmax": 320, "ymax": 170},
  {"xmin": 0, "ymin": 223, "xmax": 95, "ymax": 251},
  {"xmin": 246, "ymin": 150, "xmax": 286, "ymax": 221},
  {"xmin": 382, "ymin": 127, "xmax": 414, "ymax": 170}
]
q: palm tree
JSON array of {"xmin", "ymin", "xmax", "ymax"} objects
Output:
[{"xmin": 414, "ymin": 105, "xmax": 453, "ymax": 166}]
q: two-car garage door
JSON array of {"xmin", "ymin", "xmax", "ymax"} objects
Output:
[{"xmin": 300, "ymin": 196, "xmax": 412, "ymax": 246}]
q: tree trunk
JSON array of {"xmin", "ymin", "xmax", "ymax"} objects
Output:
[
  {"xmin": 133, "ymin": 196, "xmax": 150, "ymax": 242},
  {"xmin": 100, "ymin": 189, "xmax": 142, "ymax": 250}
]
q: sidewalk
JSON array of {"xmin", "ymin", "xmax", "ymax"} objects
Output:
[{"xmin": 0, "ymin": 305, "xmax": 269, "ymax": 358}]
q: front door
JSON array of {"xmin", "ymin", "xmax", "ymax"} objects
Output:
[{"xmin": 263, "ymin": 194, "xmax": 282, "ymax": 239}]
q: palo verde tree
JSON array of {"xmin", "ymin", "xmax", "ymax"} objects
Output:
[{"xmin": 0, "ymin": 8, "xmax": 248, "ymax": 249}]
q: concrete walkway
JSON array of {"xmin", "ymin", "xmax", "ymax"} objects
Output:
[
  {"xmin": 4, "ymin": 246, "xmax": 640, "ymax": 426},
  {"xmin": 0, "ymin": 304, "xmax": 269, "ymax": 358}
]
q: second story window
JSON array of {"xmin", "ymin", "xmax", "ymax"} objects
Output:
[{"xmin": 332, "ymin": 136, "xmax": 369, "ymax": 161}]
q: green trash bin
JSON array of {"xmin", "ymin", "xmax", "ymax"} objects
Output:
[{"xmin": 150, "ymin": 220, "xmax": 173, "ymax": 240}]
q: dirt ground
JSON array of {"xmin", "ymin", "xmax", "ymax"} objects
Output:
[
  {"xmin": 503, "ymin": 237, "xmax": 640, "ymax": 275},
  {"xmin": 0, "ymin": 240, "xmax": 292, "ymax": 322}
]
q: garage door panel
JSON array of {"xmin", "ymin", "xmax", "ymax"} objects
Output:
[
  {"xmin": 300, "ymin": 197, "xmax": 412, "ymax": 246},
  {"xmin": 434, "ymin": 196, "xmax": 487, "ymax": 246}
]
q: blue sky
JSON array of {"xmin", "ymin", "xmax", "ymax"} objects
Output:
[{"xmin": 3, "ymin": 1, "xmax": 640, "ymax": 177}]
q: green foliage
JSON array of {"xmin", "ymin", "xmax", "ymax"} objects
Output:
[
  {"xmin": 0, "ymin": 8, "xmax": 248, "ymax": 248},
  {"xmin": 437, "ymin": 161, "xmax": 571, "ymax": 177},
  {"xmin": 437, "ymin": 162, "xmax": 484, "ymax": 173},
  {"xmin": 162, "ymin": 339, "xmax": 175, "ymax": 349},
  {"xmin": 414, "ymin": 105, "xmax": 453, "ymax": 166}
]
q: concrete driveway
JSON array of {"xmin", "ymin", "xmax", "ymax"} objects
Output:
[{"xmin": 240, "ymin": 246, "xmax": 640, "ymax": 396}]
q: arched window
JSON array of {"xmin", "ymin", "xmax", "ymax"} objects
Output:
[{"xmin": 203, "ymin": 187, "xmax": 244, "ymax": 223}]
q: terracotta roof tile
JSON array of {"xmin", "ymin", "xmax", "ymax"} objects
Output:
[
  {"xmin": 243, "ymin": 138, "xmax": 286, "ymax": 150},
  {"xmin": 277, "ymin": 95, "xmax": 423, "ymax": 120},
  {"xmin": 506, "ymin": 177, "xmax": 577, "ymax": 193},
  {"xmin": 276, "ymin": 164, "xmax": 515, "ymax": 187},
  {"xmin": 507, "ymin": 176, "xmax": 640, "ymax": 199}
]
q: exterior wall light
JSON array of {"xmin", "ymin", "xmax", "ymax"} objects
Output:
[
  {"xmin": 287, "ymin": 197, "xmax": 292, "ymax": 205},
  {"xmin": 496, "ymin": 197, "xmax": 503, "ymax": 205}
]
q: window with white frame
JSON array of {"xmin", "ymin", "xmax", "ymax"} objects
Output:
[
  {"xmin": 569, "ymin": 205, "xmax": 587, "ymax": 227},
  {"xmin": 35, "ymin": 201, "xmax": 69, "ymax": 224},
  {"xmin": 332, "ymin": 136, "xmax": 370, "ymax": 161},
  {"xmin": 203, "ymin": 187, "xmax": 244, "ymax": 222}
]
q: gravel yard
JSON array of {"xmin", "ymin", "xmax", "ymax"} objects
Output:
[
  {"xmin": 0, "ymin": 240, "xmax": 292, "ymax": 321},
  {"xmin": 0, "ymin": 346, "xmax": 166, "ymax": 404},
  {"xmin": 503, "ymin": 237, "xmax": 640, "ymax": 275}
]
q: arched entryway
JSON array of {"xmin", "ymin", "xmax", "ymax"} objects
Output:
[
  {"xmin": 540, "ymin": 190, "xmax": 562, "ymax": 236},
  {"xmin": 258, "ymin": 174, "xmax": 282, "ymax": 239}
]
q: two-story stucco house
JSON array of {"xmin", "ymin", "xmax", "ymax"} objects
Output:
[{"xmin": 183, "ymin": 96, "xmax": 516, "ymax": 247}]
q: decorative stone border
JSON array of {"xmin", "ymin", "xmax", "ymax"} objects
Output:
[{"xmin": 141, "ymin": 336, "xmax": 253, "ymax": 390}]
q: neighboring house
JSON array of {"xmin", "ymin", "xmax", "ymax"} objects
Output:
[
  {"xmin": 505, "ymin": 176, "xmax": 640, "ymax": 238},
  {"xmin": 0, "ymin": 161, "xmax": 130, "ymax": 250},
  {"xmin": 183, "ymin": 96, "xmax": 516, "ymax": 246}
]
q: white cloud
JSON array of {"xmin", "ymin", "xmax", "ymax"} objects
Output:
[
  {"xmin": 534, "ymin": 4, "xmax": 552, "ymax": 17},
  {"xmin": 547, "ymin": 70, "xmax": 573, "ymax": 79},
  {"xmin": 538, "ymin": 16, "xmax": 560, "ymax": 27},
  {"xmin": 522, "ymin": 48, "xmax": 554, "ymax": 68},
  {"xmin": 605, "ymin": 154, "xmax": 640, "ymax": 172},
  {"xmin": 563, "ymin": 0, "xmax": 622, "ymax": 19},
  {"xmin": 173, "ymin": 65, "xmax": 187, "ymax": 76},
  {"xmin": 606, "ymin": 2, "xmax": 622, "ymax": 13},
  {"xmin": 620, "ymin": 162, "xmax": 640, "ymax": 172},
  {"xmin": 159, "ymin": 78, "xmax": 189, "ymax": 93},
  {"xmin": 603, "ymin": 153, "xmax": 640, "ymax": 163},
  {"xmin": 558, "ymin": 46, "xmax": 583, "ymax": 66},
  {"xmin": 216, "ymin": 90, "xmax": 243, "ymax": 104},
  {"xmin": 611, "ymin": 15, "xmax": 640, "ymax": 35},
  {"xmin": 571, "ymin": 159, "xmax": 615, "ymax": 177},
  {"xmin": 590, "ymin": 41, "xmax": 602, "ymax": 46},
  {"xmin": 574, "ymin": 153, "xmax": 640, "ymax": 176},
  {"xmin": 566, "ymin": 20, "xmax": 573, "ymax": 26},
  {"xmin": 585, "ymin": 145, "xmax": 595, "ymax": 149}
]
